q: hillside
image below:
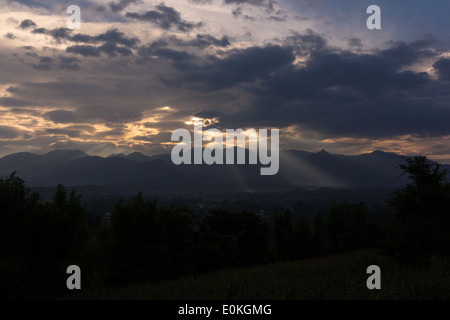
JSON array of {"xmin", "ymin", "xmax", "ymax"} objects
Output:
[{"xmin": 64, "ymin": 250, "xmax": 450, "ymax": 300}]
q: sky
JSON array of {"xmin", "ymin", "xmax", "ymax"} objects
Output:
[{"xmin": 1, "ymin": 0, "xmax": 450, "ymax": 162}]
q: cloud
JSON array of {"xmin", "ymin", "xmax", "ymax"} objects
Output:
[
  {"xmin": 224, "ymin": 0, "xmax": 265, "ymax": 5},
  {"xmin": 66, "ymin": 43, "xmax": 133, "ymax": 57},
  {"xmin": 231, "ymin": 7, "xmax": 255, "ymax": 21},
  {"xmin": 0, "ymin": 126, "xmax": 23, "ymax": 139},
  {"xmin": 32, "ymin": 27, "xmax": 72, "ymax": 42},
  {"xmin": 6, "ymin": 87, "xmax": 21, "ymax": 93},
  {"xmin": 433, "ymin": 58, "xmax": 450, "ymax": 81},
  {"xmin": 138, "ymin": 40, "xmax": 191, "ymax": 62},
  {"xmin": 347, "ymin": 38, "xmax": 362, "ymax": 49},
  {"xmin": 45, "ymin": 110, "xmax": 78, "ymax": 123},
  {"xmin": 58, "ymin": 55, "xmax": 80, "ymax": 70},
  {"xmin": 94, "ymin": 29, "xmax": 140, "ymax": 48},
  {"xmin": 126, "ymin": 3, "xmax": 203, "ymax": 31},
  {"xmin": 0, "ymin": 97, "xmax": 36, "ymax": 107},
  {"xmin": 3, "ymin": 3, "xmax": 450, "ymax": 161},
  {"xmin": 179, "ymin": 34, "xmax": 447, "ymax": 141},
  {"xmin": 45, "ymin": 128, "xmax": 83, "ymax": 138},
  {"xmin": 76, "ymin": 105, "xmax": 141, "ymax": 123},
  {"xmin": 5, "ymin": 33, "xmax": 16, "ymax": 39},
  {"xmin": 66, "ymin": 45, "xmax": 100, "ymax": 57},
  {"xmin": 28, "ymin": 26, "xmax": 139, "ymax": 59},
  {"xmin": 169, "ymin": 44, "xmax": 295, "ymax": 91},
  {"xmin": 42, "ymin": 106, "xmax": 143, "ymax": 124},
  {"xmin": 109, "ymin": 0, "xmax": 139, "ymax": 12},
  {"xmin": 283, "ymin": 29, "xmax": 328, "ymax": 56},
  {"xmin": 189, "ymin": 0, "xmax": 212, "ymax": 3},
  {"xmin": 30, "ymin": 26, "xmax": 139, "ymax": 49},
  {"xmin": 138, "ymin": 34, "xmax": 230, "ymax": 60},
  {"xmin": 18, "ymin": 19, "xmax": 36, "ymax": 29},
  {"xmin": 179, "ymin": 34, "xmax": 231, "ymax": 48}
]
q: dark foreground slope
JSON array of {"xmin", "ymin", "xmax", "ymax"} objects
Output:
[{"xmin": 64, "ymin": 250, "xmax": 450, "ymax": 300}]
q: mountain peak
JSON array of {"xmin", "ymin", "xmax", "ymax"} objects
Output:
[
  {"xmin": 126, "ymin": 151, "xmax": 151, "ymax": 162},
  {"xmin": 316, "ymin": 149, "xmax": 330, "ymax": 155}
]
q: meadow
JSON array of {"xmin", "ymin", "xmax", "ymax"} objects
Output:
[{"xmin": 64, "ymin": 250, "xmax": 450, "ymax": 300}]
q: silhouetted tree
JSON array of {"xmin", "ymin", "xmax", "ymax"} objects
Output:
[
  {"xmin": 327, "ymin": 202, "xmax": 369, "ymax": 252},
  {"xmin": 311, "ymin": 212, "xmax": 326, "ymax": 256},
  {"xmin": 194, "ymin": 209, "xmax": 268, "ymax": 272},
  {"xmin": 383, "ymin": 156, "xmax": 450, "ymax": 267},
  {"xmin": 292, "ymin": 213, "xmax": 312, "ymax": 259},
  {"xmin": 0, "ymin": 174, "xmax": 88, "ymax": 298},
  {"xmin": 273, "ymin": 209, "xmax": 294, "ymax": 260},
  {"xmin": 108, "ymin": 194, "xmax": 195, "ymax": 283}
]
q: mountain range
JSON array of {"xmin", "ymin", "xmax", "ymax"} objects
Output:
[{"xmin": 0, "ymin": 148, "xmax": 441, "ymax": 194}]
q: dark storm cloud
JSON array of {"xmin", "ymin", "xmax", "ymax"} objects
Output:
[
  {"xmin": 193, "ymin": 109, "xmax": 228, "ymax": 119},
  {"xmin": 132, "ymin": 135, "xmax": 153, "ymax": 142},
  {"xmin": 138, "ymin": 34, "xmax": 230, "ymax": 60},
  {"xmin": 29, "ymin": 27, "xmax": 140, "ymax": 59},
  {"xmin": 58, "ymin": 55, "xmax": 80, "ymax": 70},
  {"xmin": 32, "ymin": 63, "xmax": 52, "ymax": 70},
  {"xmin": 44, "ymin": 106, "xmax": 141, "ymax": 124},
  {"xmin": 66, "ymin": 44, "xmax": 133, "ymax": 57},
  {"xmin": 348, "ymin": 38, "xmax": 362, "ymax": 49},
  {"xmin": 43, "ymin": 125, "xmax": 96, "ymax": 137},
  {"xmin": 178, "ymin": 33, "xmax": 449, "ymax": 140},
  {"xmin": 0, "ymin": 126, "xmax": 23, "ymax": 139},
  {"xmin": 66, "ymin": 45, "xmax": 100, "ymax": 57},
  {"xmin": 138, "ymin": 41, "xmax": 191, "ymax": 62},
  {"xmin": 193, "ymin": 34, "xmax": 230, "ymax": 48},
  {"xmin": 94, "ymin": 29, "xmax": 140, "ymax": 48},
  {"xmin": 32, "ymin": 27, "xmax": 72, "ymax": 42},
  {"xmin": 45, "ymin": 110, "xmax": 78, "ymax": 123},
  {"xmin": 379, "ymin": 40, "xmax": 436, "ymax": 69},
  {"xmin": 172, "ymin": 44, "xmax": 295, "ymax": 91},
  {"xmin": 18, "ymin": 19, "xmax": 36, "ymax": 29},
  {"xmin": 125, "ymin": 3, "xmax": 203, "ymax": 31},
  {"xmin": 76, "ymin": 105, "xmax": 141, "ymax": 123},
  {"xmin": 95, "ymin": 128, "xmax": 125, "ymax": 137},
  {"xmin": 172, "ymin": 34, "xmax": 231, "ymax": 48},
  {"xmin": 31, "ymin": 27, "xmax": 46, "ymax": 35},
  {"xmin": 0, "ymin": 97, "xmax": 36, "ymax": 107},
  {"xmin": 251, "ymin": 50, "xmax": 430, "ymax": 103},
  {"xmin": 433, "ymin": 58, "xmax": 450, "ymax": 81},
  {"xmin": 98, "ymin": 43, "xmax": 133, "ymax": 57},
  {"xmin": 45, "ymin": 128, "xmax": 83, "ymax": 137},
  {"xmin": 8, "ymin": 20, "xmax": 450, "ymax": 146},
  {"xmin": 70, "ymin": 33, "xmax": 95, "ymax": 43},
  {"xmin": 109, "ymin": 0, "xmax": 139, "ymax": 12},
  {"xmin": 6, "ymin": 87, "xmax": 21, "ymax": 93},
  {"xmin": 30, "ymin": 26, "xmax": 139, "ymax": 49},
  {"xmin": 283, "ymin": 30, "xmax": 328, "ymax": 55},
  {"xmin": 8, "ymin": 108, "xmax": 40, "ymax": 116}
]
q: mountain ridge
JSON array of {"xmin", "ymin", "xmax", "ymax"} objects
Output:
[{"xmin": 0, "ymin": 148, "xmax": 444, "ymax": 192}]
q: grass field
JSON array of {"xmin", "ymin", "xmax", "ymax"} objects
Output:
[{"xmin": 64, "ymin": 250, "xmax": 450, "ymax": 300}]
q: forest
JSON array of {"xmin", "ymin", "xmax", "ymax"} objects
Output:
[{"xmin": 1, "ymin": 156, "xmax": 449, "ymax": 299}]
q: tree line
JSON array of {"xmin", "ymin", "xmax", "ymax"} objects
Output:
[{"xmin": 1, "ymin": 156, "xmax": 449, "ymax": 299}]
